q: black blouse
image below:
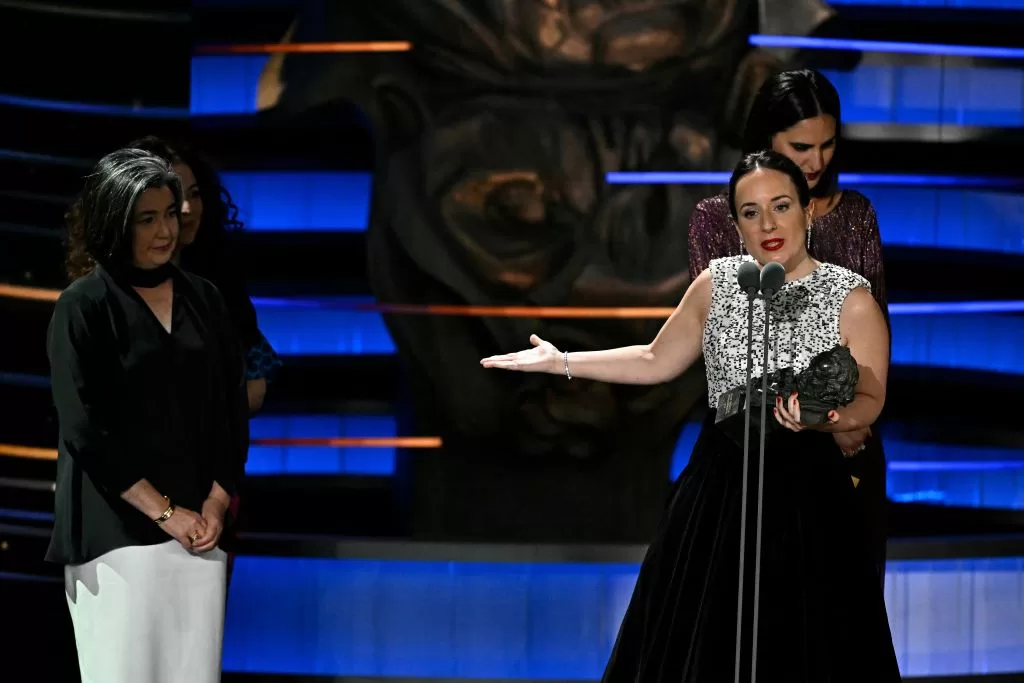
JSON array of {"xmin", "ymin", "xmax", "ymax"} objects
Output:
[{"xmin": 45, "ymin": 264, "xmax": 249, "ymax": 565}]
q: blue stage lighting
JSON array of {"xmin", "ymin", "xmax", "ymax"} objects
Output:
[
  {"xmin": 749, "ymin": 34, "xmax": 1024, "ymax": 60},
  {"xmin": 0, "ymin": 93, "xmax": 187, "ymax": 118},
  {"xmin": 828, "ymin": 0, "xmax": 1024, "ymax": 8},
  {"xmin": 604, "ymin": 172, "xmax": 1023, "ymax": 188},
  {"xmin": 222, "ymin": 554, "xmax": 1024, "ymax": 678}
]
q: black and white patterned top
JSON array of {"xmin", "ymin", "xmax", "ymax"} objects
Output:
[{"xmin": 702, "ymin": 255, "xmax": 871, "ymax": 409}]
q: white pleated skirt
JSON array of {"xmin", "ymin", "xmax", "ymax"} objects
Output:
[{"xmin": 64, "ymin": 540, "xmax": 227, "ymax": 683}]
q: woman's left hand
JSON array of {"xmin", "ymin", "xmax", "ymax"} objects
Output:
[
  {"xmin": 191, "ymin": 497, "xmax": 228, "ymax": 553},
  {"xmin": 773, "ymin": 392, "xmax": 839, "ymax": 432}
]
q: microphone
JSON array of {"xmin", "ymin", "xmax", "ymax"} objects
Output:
[
  {"xmin": 737, "ymin": 261, "xmax": 760, "ymax": 299},
  {"xmin": 732, "ymin": 259, "xmax": 760, "ymax": 683},
  {"xmin": 759, "ymin": 261, "xmax": 785, "ymax": 296},
  {"xmin": 749, "ymin": 259, "xmax": 785, "ymax": 683}
]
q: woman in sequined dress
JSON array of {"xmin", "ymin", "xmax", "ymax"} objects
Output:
[
  {"xmin": 482, "ymin": 151, "xmax": 900, "ymax": 682},
  {"xmin": 687, "ymin": 69, "xmax": 889, "ymax": 582}
]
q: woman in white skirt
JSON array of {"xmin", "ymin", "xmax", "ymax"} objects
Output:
[{"xmin": 47, "ymin": 148, "xmax": 249, "ymax": 683}]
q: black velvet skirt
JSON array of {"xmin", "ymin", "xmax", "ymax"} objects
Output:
[
  {"xmin": 602, "ymin": 411, "xmax": 901, "ymax": 683},
  {"xmin": 845, "ymin": 427, "xmax": 889, "ymax": 583}
]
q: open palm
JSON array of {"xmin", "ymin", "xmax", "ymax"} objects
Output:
[{"xmin": 480, "ymin": 334, "xmax": 560, "ymax": 373}]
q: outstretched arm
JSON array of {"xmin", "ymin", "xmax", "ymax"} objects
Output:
[{"xmin": 480, "ymin": 269, "xmax": 712, "ymax": 385}]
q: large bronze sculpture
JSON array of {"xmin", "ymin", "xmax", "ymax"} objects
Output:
[{"xmin": 266, "ymin": 0, "xmax": 834, "ymax": 541}]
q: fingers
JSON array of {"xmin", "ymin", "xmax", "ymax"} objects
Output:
[
  {"xmin": 480, "ymin": 354, "xmax": 512, "ymax": 364},
  {"xmin": 181, "ymin": 528, "xmax": 203, "ymax": 551},
  {"xmin": 773, "ymin": 394, "xmax": 802, "ymax": 432},
  {"xmin": 787, "ymin": 393, "xmax": 801, "ymax": 424},
  {"xmin": 188, "ymin": 514, "xmax": 208, "ymax": 532},
  {"xmin": 480, "ymin": 357, "xmax": 521, "ymax": 370},
  {"xmin": 181, "ymin": 511, "xmax": 208, "ymax": 550},
  {"xmin": 530, "ymin": 334, "xmax": 542, "ymax": 346},
  {"xmin": 191, "ymin": 522, "xmax": 222, "ymax": 553}
]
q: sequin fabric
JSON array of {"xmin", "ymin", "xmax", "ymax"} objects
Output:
[
  {"xmin": 686, "ymin": 190, "xmax": 888, "ymax": 320},
  {"xmin": 703, "ymin": 255, "xmax": 870, "ymax": 409}
]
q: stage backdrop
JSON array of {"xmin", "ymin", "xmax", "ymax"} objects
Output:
[{"xmin": 269, "ymin": 0, "xmax": 833, "ymax": 542}]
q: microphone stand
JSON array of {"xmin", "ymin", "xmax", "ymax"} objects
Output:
[
  {"xmin": 749, "ymin": 264, "xmax": 783, "ymax": 683},
  {"xmin": 733, "ymin": 272, "xmax": 759, "ymax": 683}
]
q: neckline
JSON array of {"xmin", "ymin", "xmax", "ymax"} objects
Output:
[
  {"xmin": 739, "ymin": 254, "xmax": 823, "ymax": 286},
  {"xmin": 103, "ymin": 261, "xmax": 176, "ymax": 289},
  {"xmin": 98, "ymin": 263, "xmax": 179, "ymax": 336},
  {"xmin": 812, "ymin": 190, "xmax": 846, "ymax": 221}
]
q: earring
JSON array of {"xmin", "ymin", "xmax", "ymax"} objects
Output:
[
  {"xmin": 806, "ymin": 226, "xmax": 812, "ymax": 251},
  {"xmin": 739, "ymin": 241, "xmax": 747, "ymax": 255}
]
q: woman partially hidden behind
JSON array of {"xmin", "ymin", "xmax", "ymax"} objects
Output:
[
  {"xmin": 47, "ymin": 149, "xmax": 248, "ymax": 682},
  {"xmin": 482, "ymin": 151, "xmax": 900, "ymax": 681}
]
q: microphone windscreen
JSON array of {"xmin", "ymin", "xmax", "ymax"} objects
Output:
[
  {"xmin": 760, "ymin": 261, "xmax": 786, "ymax": 293},
  {"xmin": 737, "ymin": 261, "xmax": 760, "ymax": 292}
]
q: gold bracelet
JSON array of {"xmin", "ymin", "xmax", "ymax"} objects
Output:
[{"xmin": 154, "ymin": 496, "xmax": 175, "ymax": 525}]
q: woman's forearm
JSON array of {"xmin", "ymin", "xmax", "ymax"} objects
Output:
[
  {"xmin": 120, "ymin": 479, "xmax": 170, "ymax": 520},
  {"xmin": 560, "ymin": 345, "xmax": 675, "ymax": 385},
  {"xmin": 817, "ymin": 392, "xmax": 883, "ymax": 433},
  {"xmin": 246, "ymin": 378, "xmax": 267, "ymax": 413},
  {"xmin": 207, "ymin": 481, "xmax": 232, "ymax": 507}
]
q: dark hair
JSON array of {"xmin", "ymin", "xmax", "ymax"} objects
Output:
[
  {"xmin": 126, "ymin": 135, "xmax": 261, "ymax": 347},
  {"xmin": 728, "ymin": 150, "xmax": 811, "ymax": 221},
  {"xmin": 741, "ymin": 69, "xmax": 842, "ymax": 198},
  {"xmin": 126, "ymin": 135, "xmax": 244, "ymax": 268},
  {"xmin": 65, "ymin": 148, "xmax": 182, "ymax": 279}
]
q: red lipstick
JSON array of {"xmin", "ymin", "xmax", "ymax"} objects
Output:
[
  {"xmin": 806, "ymin": 171, "xmax": 820, "ymax": 182},
  {"xmin": 761, "ymin": 238, "xmax": 784, "ymax": 252}
]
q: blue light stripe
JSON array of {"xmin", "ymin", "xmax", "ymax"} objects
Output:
[
  {"xmin": 245, "ymin": 413, "xmax": 1024, "ymax": 512},
  {"xmin": 605, "ymin": 171, "xmax": 1024, "ymax": 187},
  {"xmin": 191, "ymin": 55, "xmax": 1024, "ymax": 127},
  {"xmin": 820, "ymin": 65, "xmax": 1024, "ymax": 128},
  {"xmin": 888, "ymin": 461, "xmax": 1024, "ymax": 471},
  {"xmin": 0, "ymin": 147, "xmax": 93, "ymax": 167},
  {"xmin": 189, "ymin": 55, "xmax": 268, "ymax": 116},
  {"xmin": 0, "ymin": 571, "xmax": 61, "ymax": 584},
  {"xmin": 887, "ymin": 301, "xmax": 1024, "ymax": 315},
  {"xmin": 220, "ymin": 171, "xmax": 372, "ymax": 231},
  {"xmin": 672, "ymin": 428, "xmax": 1023, "ymax": 510},
  {"xmin": 252, "ymin": 297, "xmax": 1024, "ymax": 316},
  {"xmin": 212, "ymin": 171, "xmax": 1024, "ymax": 254},
  {"xmin": 222, "ymin": 555, "xmax": 1024, "ymax": 678},
  {"xmin": 749, "ymin": 34, "xmax": 1024, "ymax": 60},
  {"xmin": 0, "ymin": 371, "xmax": 51, "ymax": 389},
  {"xmin": 886, "ymin": 441, "xmax": 1024, "ymax": 509},
  {"xmin": 0, "ymin": 93, "xmax": 188, "ymax": 118},
  {"xmin": 0, "ymin": 508, "xmax": 54, "ymax": 522},
  {"xmin": 828, "ymin": 0, "xmax": 1024, "ymax": 7},
  {"xmin": 249, "ymin": 298, "xmax": 1024, "ymax": 373},
  {"xmin": 247, "ymin": 414, "xmax": 397, "ymax": 476}
]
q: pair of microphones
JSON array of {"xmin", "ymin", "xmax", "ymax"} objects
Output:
[
  {"xmin": 737, "ymin": 259, "xmax": 785, "ymax": 302},
  {"xmin": 732, "ymin": 259, "xmax": 785, "ymax": 683}
]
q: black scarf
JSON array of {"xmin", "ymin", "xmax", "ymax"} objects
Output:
[{"xmin": 106, "ymin": 261, "xmax": 175, "ymax": 288}]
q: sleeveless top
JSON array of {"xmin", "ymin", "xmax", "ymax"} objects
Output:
[{"xmin": 702, "ymin": 255, "xmax": 871, "ymax": 409}]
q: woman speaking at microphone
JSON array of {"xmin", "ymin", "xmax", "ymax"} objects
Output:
[
  {"xmin": 481, "ymin": 151, "xmax": 899, "ymax": 681},
  {"xmin": 688, "ymin": 69, "xmax": 890, "ymax": 582}
]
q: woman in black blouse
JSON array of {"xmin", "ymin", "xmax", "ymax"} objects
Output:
[{"xmin": 47, "ymin": 148, "xmax": 248, "ymax": 683}]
